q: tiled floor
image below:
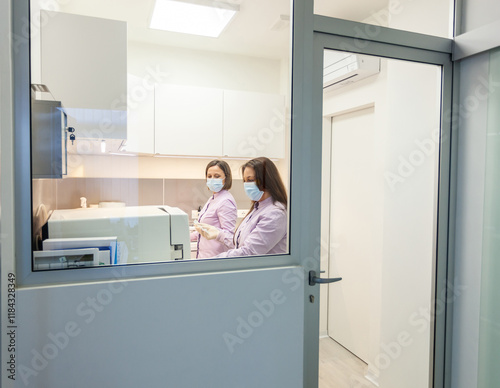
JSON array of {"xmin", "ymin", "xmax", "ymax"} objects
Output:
[{"xmin": 319, "ymin": 336, "xmax": 375, "ymax": 388}]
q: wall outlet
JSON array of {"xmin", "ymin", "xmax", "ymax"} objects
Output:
[
  {"xmin": 237, "ymin": 209, "xmax": 249, "ymax": 218},
  {"xmin": 191, "ymin": 210, "xmax": 199, "ymax": 219}
]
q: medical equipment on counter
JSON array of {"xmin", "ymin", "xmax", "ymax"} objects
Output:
[
  {"xmin": 42, "ymin": 206, "xmax": 190, "ymax": 266},
  {"xmin": 43, "ymin": 237, "xmax": 117, "ymax": 265},
  {"xmin": 33, "ymin": 248, "xmax": 99, "ymax": 270}
]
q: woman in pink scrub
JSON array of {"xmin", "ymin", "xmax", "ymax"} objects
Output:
[
  {"xmin": 191, "ymin": 160, "xmax": 237, "ymax": 258},
  {"xmin": 196, "ymin": 157, "xmax": 287, "ymax": 257}
]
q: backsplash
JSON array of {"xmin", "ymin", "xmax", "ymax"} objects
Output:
[{"xmin": 32, "ymin": 177, "xmax": 251, "ymax": 222}]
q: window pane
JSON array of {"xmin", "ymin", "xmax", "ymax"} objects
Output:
[
  {"xmin": 314, "ymin": 0, "xmax": 453, "ymax": 38},
  {"xmin": 30, "ymin": 0, "xmax": 291, "ymax": 270}
]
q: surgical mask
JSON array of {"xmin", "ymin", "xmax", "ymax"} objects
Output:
[
  {"xmin": 244, "ymin": 182, "xmax": 264, "ymax": 201},
  {"xmin": 206, "ymin": 178, "xmax": 224, "ymax": 193}
]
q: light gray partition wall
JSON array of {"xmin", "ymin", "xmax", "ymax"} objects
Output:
[
  {"xmin": 16, "ymin": 267, "xmax": 304, "ymax": 388},
  {"xmin": 451, "ymin": 52, "xmax": 489, "ymax": 388}
]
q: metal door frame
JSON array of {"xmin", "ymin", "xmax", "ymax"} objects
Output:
[{"xmin": 309, "ymin": 16, "xmax": 454, "ymax": 388}]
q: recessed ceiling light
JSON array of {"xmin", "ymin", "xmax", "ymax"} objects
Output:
[{"xmin": 150, "ymin": 0, "xmax": 239, "ymax": 38}]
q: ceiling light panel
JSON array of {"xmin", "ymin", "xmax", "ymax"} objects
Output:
[{"xmin": 150, "ymin": 0, "xmax": 239, "ymax": 38}]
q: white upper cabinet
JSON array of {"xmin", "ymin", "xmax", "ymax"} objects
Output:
[
  {"xmin": 154, "ymin": 84, "xmax": 224, "ymax": 156},
  {"xmin": 125, "ymin": 74, "xmax": 155, "ymax": 154},
  {"xmin": 223, "ymin": 90, "xmax": 285, "ymax": 158},
  {"xmin": 40, "ymin": 11, "xmax": 127, "ymax": 139},
  {"xmin": 153, "ymin": 85, "xmax": 285, "ymax": 158}
]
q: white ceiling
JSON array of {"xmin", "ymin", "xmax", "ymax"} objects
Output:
[
  {"xmin": 57, "ymin": 0, "xmax": 388, "ymax": 60},
  {"xmin": 59, "ymin": 0, "xmax": 290, "ymax": 59}
]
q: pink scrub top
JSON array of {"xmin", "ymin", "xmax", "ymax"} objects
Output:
[
  {"xmin": 215, "ymin": 196, "xmax": 287, "ymax": 258},
  {"xmin": 190, "ymin": 189, "xmax": 237, "ymax": 258}
]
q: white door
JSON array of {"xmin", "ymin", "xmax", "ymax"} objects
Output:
[{"xmin": 327, "ymin": 107, "xmax": 376, "ymax": 364}]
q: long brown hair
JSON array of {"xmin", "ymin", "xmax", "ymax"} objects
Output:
[
  {"xmin": 233, "ymin": 157, "xmax": 288, "ymax": 246},
  {"xmin": 241, "ymin": 157, "xmax": 288, "ymax": 208}
]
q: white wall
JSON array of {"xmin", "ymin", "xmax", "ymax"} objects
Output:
[
  {"xmin": 378, "ymin": 59, "xmax": 440, "ymax": 388},
  {"xmin": 316, "ymin": 0, "xmax": 452, "ymax": 38},
  {"xmin": 128, "ymin": 41, "xmax": 283, "ymax": 94},
  {"xmin": 386, "ymin": 0, "xmax": 452, "ymax": 37}
]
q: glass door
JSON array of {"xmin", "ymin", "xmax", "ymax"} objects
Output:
[{"xmin": 312, "ymin": 30, "xmax": 453, "ymax": 388}]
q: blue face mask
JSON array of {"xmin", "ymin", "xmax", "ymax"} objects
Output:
[
  {"xmin": 244, "ymin": 182, "xmax": 264, "ymax": 201},
  {"xmin": 206, "ymin": 178, "xmax": 224, "ymax": 193}
]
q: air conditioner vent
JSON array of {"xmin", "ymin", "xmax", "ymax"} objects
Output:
[{"xmin": 323, "ymin": 52, "xmax": 380, "ymax": 90}]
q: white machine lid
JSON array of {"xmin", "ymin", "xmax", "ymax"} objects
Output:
[{"xmin": 49, "ymin": 206, "xmax": 167, "ymax": 221}]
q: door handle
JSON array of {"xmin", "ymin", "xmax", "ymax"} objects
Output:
[{"xmin": 309, "ymin": 270, "xmax": 342, "ymax": 286}]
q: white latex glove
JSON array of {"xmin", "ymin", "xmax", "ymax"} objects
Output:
[{"xmin": 194, "ymin": 222, "xmax": 220, "ymax": 240}]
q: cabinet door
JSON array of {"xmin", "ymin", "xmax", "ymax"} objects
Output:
[
  {"xmin": 125, "ymin": 75, "xmax": 155, "ymax": 154},
  {"xmin": 31, "ymin": 99, "xmax": 64, "ymax": 178},
  {"xmin": 223, "ymin": 90, "xmax": 285, "ymax": 158},
  {"xmin": 155, "ymin": 84, "xmax": 223, "ymax": 156},
  {"xmin": 41, "ymin": 11, "xmax": 127, "ymax": 139}
]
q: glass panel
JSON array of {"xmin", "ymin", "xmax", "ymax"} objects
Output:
[
  {"xmin": 30, "ymin": 0, "xmax": 291, "ymax": 270},
  {"xmin": 314, "ymin": 0, "xmax": 453, "ymax": 38},
  {"xmin": 319, "ymin": 49, "xmax": 442, "ymax": 387},
  {"xmin": 477, "ymin": 47, "xmax": 500, "ymax": 387}
]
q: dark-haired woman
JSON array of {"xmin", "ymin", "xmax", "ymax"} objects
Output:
[
  {"xmin": 196, "ymin": 157, "xmax": 287, "ymax": 257},
  {"xmin": 191, "ymin": 160, "xmax": 237, "ymax": 258}
]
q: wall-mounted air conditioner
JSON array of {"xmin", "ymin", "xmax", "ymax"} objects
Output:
[{"xmin": 323, "ymin": 52, "xmax": 380, "ymax": 90}]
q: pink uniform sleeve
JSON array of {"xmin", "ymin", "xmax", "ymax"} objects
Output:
[
  {"xmin": 215, "ymin": 198, "xmax": 237, "ymax": 248},
  {"xmin": 216, "ymin": 229, "xmax": 236, "ymax": 249},
  {"xmin": 216, "ymin": 209, "xmax": 287, "ymax": 257}
]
